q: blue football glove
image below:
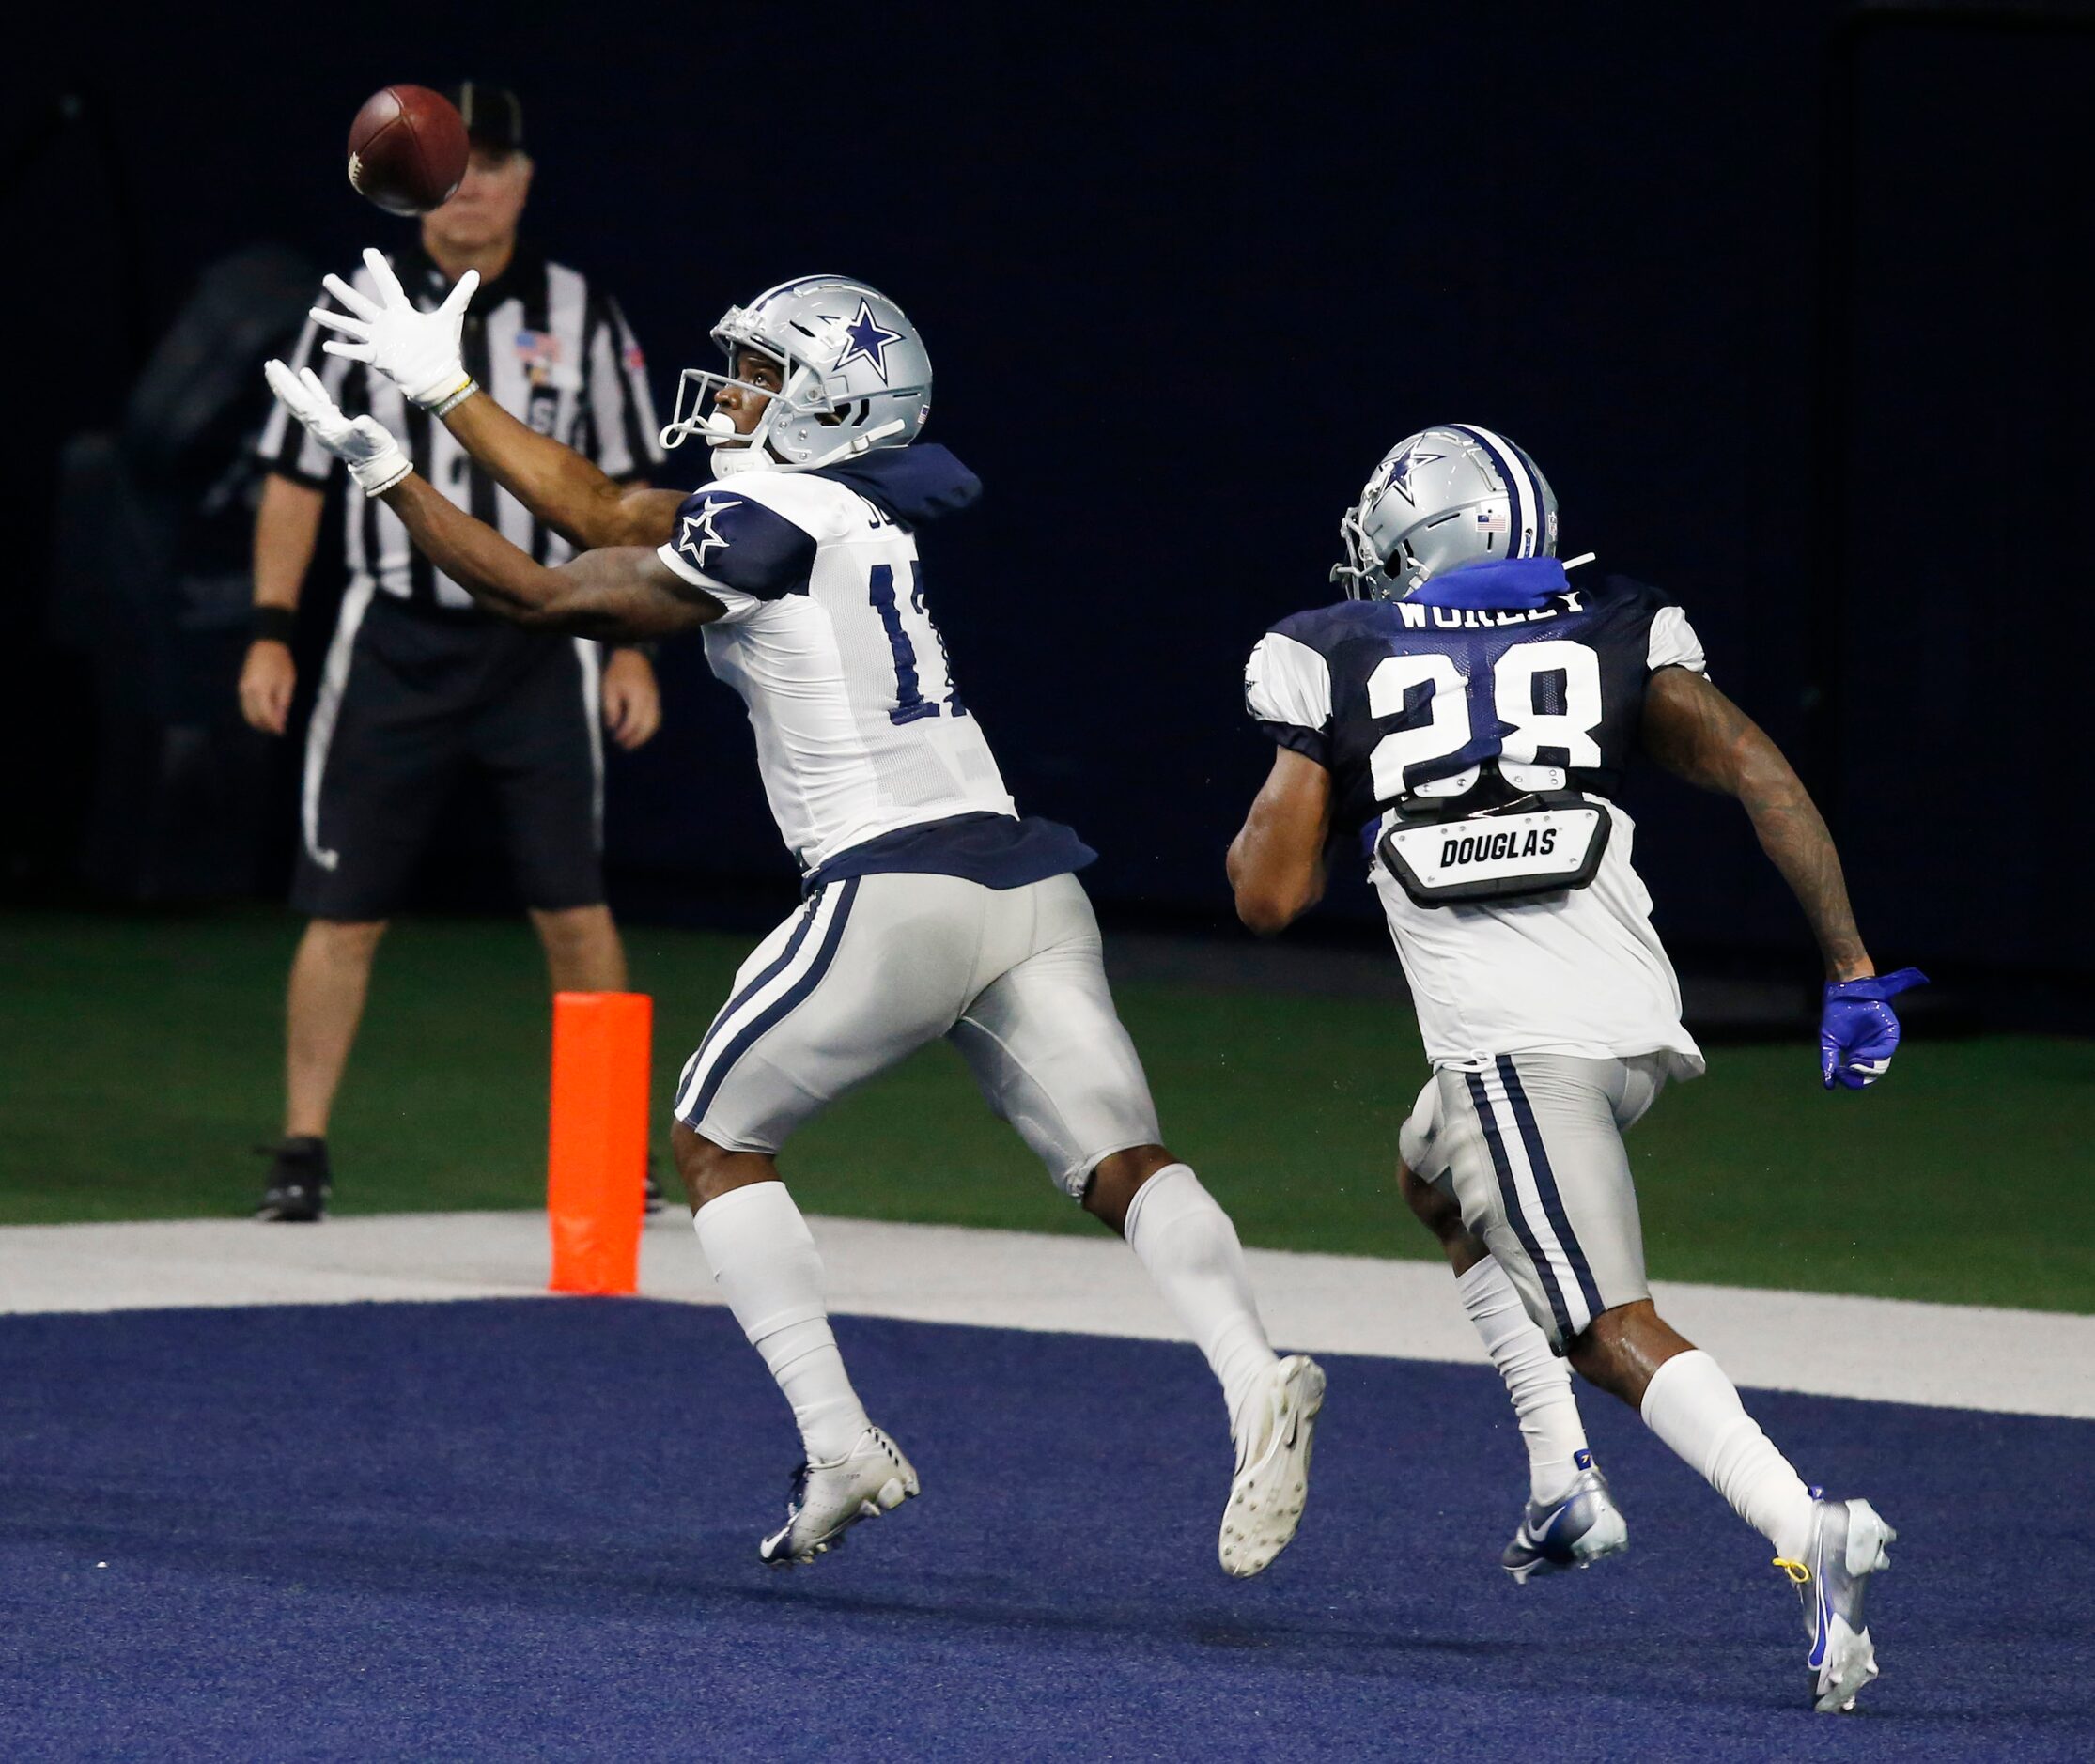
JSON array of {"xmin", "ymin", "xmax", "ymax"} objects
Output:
[{"xmin": 1820, "ymin": 967, "xmax": 1928, "ymax": 1090}]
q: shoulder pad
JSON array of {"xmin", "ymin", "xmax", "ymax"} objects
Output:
[
  {"xmin": 714, "ymin": 468, "xmax": 865, "ymax": 540},
  {"xmin": 1245, "ymin": 627, "xmax": 1336, "ymax": 764},
  {"xmin": 1266, "ymin": 599, "xmax": 1381, "ymax": 654},
  {"xmin": 1588, "ymin": 572, "xmax": 1676, "ymax": 611},
  {"xmin": 1587, "ymin": 575, "xmax": 1705, "ymax": 673},
  {"xmin": 665, "ymin": 487, "xmax": 817, "ymax": 600}
]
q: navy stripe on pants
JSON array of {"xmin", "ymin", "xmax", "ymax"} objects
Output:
[
  {"xmin": 680, "ymin": 878, "xmax": 861, "ymax": 1128},
  {"xmin": 1465, "ymin": 1067, "xmax": 1575, "ymax": 1340},
  {"xmin": 1496, "ymin": 1056, "xmax": 1606, "ymax": 1329}
]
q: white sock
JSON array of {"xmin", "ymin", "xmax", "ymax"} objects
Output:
[
  {"xmin": 1121, "ymin": 1164, "xmax": 1279, "ymax": 1440},
  {"xmin": 692, "ymin": 1182, "xmax": 869, "ymax": 1464},
  {"xmin": 1640, "ymin": 1348, "xmax": 1816, "ymax": 1561},
  {"xmin": 1456, "ymin": 1256, "xmax": 1589, "ymax": 1505}
]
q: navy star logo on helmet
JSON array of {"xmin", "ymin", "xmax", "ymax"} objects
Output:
[
  {"xmin": 834, "ymin": 299, "xmax": 905, "ymax": 382},
  {"xmin": 1383, "ymin": 449, "xmax": 1441, "ymax": 507}
]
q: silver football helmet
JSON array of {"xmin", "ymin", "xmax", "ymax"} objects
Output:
[
  {"xmin": 1331, "ymin": 425, "xmax": 1559, "ymax": 600},
  {"xmin": 660, "ymin": 275, "xmax": 932, "ymax": 472}
]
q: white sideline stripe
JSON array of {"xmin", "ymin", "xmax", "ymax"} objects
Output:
[
  {"xmin": 0, "ymin": 1210, "xmax": 2088, "ymax": 1420},
  {"xmin": 574, "ymin": 636, "xmax": 604, "ymax": 843},
  {"xmin": 300, "ymin": 575, "xmax": 374, "ymax": 872}
]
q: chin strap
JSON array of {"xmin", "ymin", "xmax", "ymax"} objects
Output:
[
  {"xmin": 781, "ymin": 420, "xmax": 908, "ymax": 472},
  {"xmin": 708, "ymin": 441, "xmax": 768, "ymax": 477},
  {"xmin": 703, "ymin": 418, "xmax": 909, "ymax": 478}
]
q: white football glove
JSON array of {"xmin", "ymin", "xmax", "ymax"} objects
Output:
[
  {"xmin": 310, "ymin": 246, "xmax": 478, "ymax": 411},
  {"xmin": 262, "ymin": 359, "xmax": 412, "ymax": 495}
]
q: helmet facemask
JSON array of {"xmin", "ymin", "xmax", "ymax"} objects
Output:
[
  {"xmin": 660, "ymin": 333, "xmax": 813, "ymax": 473},
  {"xmin": 1330, "ymin": 483, "xmax": 1439, "ymax": 603},
  {"xmin": 1331, "ymin": 503, "xmax": 1388, "ymax": 600}
]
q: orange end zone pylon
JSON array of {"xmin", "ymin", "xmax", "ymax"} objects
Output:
[{"xmin": 547, "ymin": 990, "xmax": 653, "ymax": 1295}]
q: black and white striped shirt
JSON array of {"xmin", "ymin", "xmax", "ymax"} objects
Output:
[{"xmin": 257, "ymin": 240, "xmax": 664, "ymax": 617}]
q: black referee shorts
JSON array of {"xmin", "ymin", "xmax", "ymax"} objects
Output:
[{"xmin": 294, "ymin": 594, "xmax": 606, "ymax": 921}]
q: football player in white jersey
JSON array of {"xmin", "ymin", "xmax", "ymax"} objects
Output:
[
  {"xmin": 1227, "ymin": 426, "xmax": 1925, "ymax": 1713},
  {"xmin": 263, "ymin": 258, "xmax": 1323, "ymax": 1576}
]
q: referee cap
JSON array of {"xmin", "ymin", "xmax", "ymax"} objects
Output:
[{"xmin": 446, "ymin": 81, "xmax": 525, "ymax": 155}]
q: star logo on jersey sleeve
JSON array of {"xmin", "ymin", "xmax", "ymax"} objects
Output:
[
  {"xmin": 676, "ymin": 495, "xmax": 743, "ymax": 568},
  {"xmin": 833, "ymin": 298, "xmax": 905, "ymax": 382}
]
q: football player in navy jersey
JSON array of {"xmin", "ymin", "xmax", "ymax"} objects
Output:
[
  {"xmin": 1228, "ymin": 426, "xmax": 1925, "ymax": 1713},
  {"xmin": 264, "ymin": 266, "xmax": 1324, "ymax": 1579}
]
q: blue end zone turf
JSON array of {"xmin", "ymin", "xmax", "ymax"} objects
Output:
[{"xmin": 1, "ymin": 1300, "xmax": 2088, "ymax": 1760}]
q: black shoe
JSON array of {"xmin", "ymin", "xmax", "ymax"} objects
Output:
[
  {"xmin": 644, "ymin": 1156, "xmax": 667, "ymax": 1215},
  {"xmin": 255, "ymin": 1137, "xmax": 332, "ymax": 1221}
]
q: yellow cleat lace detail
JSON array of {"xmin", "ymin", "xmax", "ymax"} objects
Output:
[{"xmin": 1773, "ymin": 1555, "xmax": 1811, "ymax": 1585}]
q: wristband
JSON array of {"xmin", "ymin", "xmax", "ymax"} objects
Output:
[
  {"xmin": 429, "ymin": 377, "xmax": 479, "ymax": 418},
  {"xmin": 359, "ymin": 455, "xmax": 414, "ymax": 497},
  {"xmin": 251, "ymin": 605, "xmax": 298, "ymax": 645}
]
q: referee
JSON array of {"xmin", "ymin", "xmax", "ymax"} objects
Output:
[{"xmin": 242, "ymin": 83, "xmax": 664, "ymax": 1220}]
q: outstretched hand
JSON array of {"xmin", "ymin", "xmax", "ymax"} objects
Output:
[
  {"xmin": 1820, "ymin": 967, "xmax": 1929, "ymax": 1090},
  {"xmin": 262, "ymin": 360, "xmax": 412, "ymax": 496},
  {"xmin": 311, "ymin": 247, "xmax": 477, "ymax": 410}
]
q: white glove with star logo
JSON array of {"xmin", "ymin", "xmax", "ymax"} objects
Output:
[
  {"xmin": 309, "ymin": 246, "xmax": 479, "ymax": 412},
  {"xmin": 262, "ymin": 359, "xmax": 412, "ymax": 495}
]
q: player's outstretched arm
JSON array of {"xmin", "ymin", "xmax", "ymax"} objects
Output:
[
  {"xmin": 264, "ymin": 357, "xmax": 713, "ymax": 642},
  {"xmin": 1227, "ymin": 749, "xmax": 1334, "ymax": 936},
  {"xmin": 311, "ymin": 247, "xmax": 682, "ymax": 551},
  {"xmin": 442, "ymin": 392, "xmax": 684, "ymax": 551},
  {"xmin": 1640, "ymin": 666, "xmax": 1871, "ymax": 981},
  {"xmin": 380, "ymin": 473, "xmax": 718, "ymax": 640}
]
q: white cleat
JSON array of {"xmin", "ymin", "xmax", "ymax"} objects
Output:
[
  {"xmin": 757, "ymin": 1426, "xmax": 919, "ymax": 1568},
  {"xmin": 1779, "ymin": 1494, "xmax": 1897, "ymax": 1713},
  {"xmin": 1218, "ymin": 1354, "xmax": 1326, "ymax": 1578}
]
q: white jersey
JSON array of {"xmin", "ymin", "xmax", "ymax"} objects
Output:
[
  {"xmin": 1368, "ymin": 800, "xmax": 1701, "ymax": 1075},
  {"xmin": 656, "ymin": 453, "xmax": 1017, "ymax": 874},
  {"xmin": 1244, "ymin": 572, "xmax": 1708, "ymax": 1077}
]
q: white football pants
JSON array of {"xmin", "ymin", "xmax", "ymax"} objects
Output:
[{"xmin": 674, "ymin": 870, "xmax": 1160, "ymax": 1195}]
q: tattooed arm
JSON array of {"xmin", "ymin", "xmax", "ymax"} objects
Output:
[
  {"xmin": 380, "ymin": 474, "xmax": 722, "ymax": 642},
  {"xmin": 1639, "ymin": 667, "xmax": 1874, "ymax": 982}
]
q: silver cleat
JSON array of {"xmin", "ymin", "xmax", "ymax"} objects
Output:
[
  {"xmin": 1779, "ymin": 1494, "xmax": 1896, "ymax": 1713},
  {"xmin": 1500, "ymin": 1449, "xmax": 1629, "ymax": 1584}
]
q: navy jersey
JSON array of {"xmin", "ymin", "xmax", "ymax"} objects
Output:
[
  {"xmin": 1243, "ymin": 573, "xmax": 1711, "ymax": 1072},
  {"xmin": 1245, "ymin": 575, "xmax": 1706, "ymax": 834}
]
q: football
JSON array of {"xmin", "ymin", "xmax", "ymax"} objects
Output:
[{"xmin": 346, "ymin": 85, "xmax": 469, "ymax": 215}]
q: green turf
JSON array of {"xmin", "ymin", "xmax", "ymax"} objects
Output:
[{"xmin": 4, "ymin": 908, "xmax": 2089, "ymax": 1312}]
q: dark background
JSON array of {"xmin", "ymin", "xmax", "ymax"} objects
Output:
[{"xmin": 6, "ymin": 1, "xmax": 2090, "ymax": 1021}]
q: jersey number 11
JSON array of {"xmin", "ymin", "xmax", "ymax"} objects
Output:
[{"xmin": 869, "ymin": 562, "xmax": 968, "ymax": 726}]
